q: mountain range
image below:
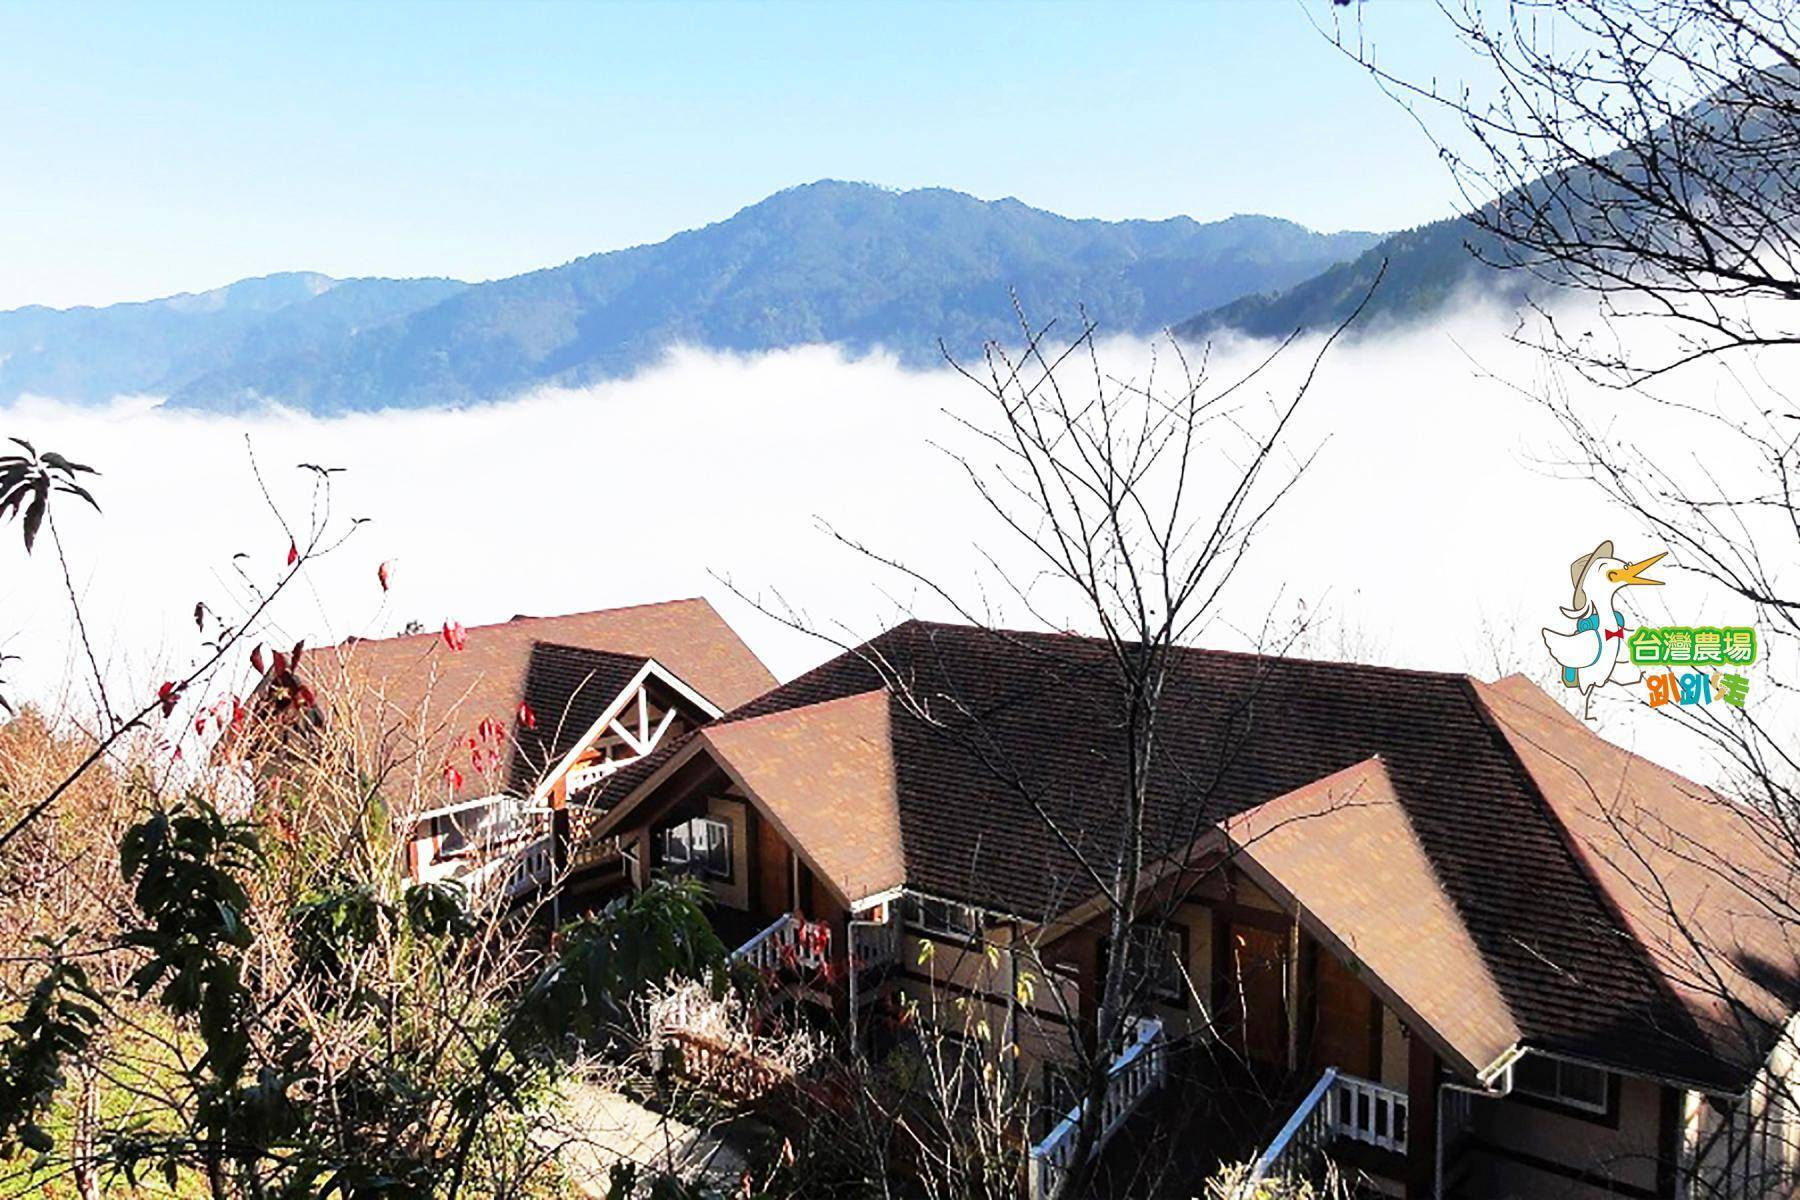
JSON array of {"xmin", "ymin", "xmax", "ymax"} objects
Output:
[{"xmin": 0, "ymin": 181, "xmax": 1492, "ymax": 414}]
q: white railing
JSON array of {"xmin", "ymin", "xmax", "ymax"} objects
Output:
[
  {"xmin": 1239, "ymin": 1068, "xmax": 1409, "ymax": 1196},
  {"xmin": 730, "ymin": 912, "xmax": 830, "ymax": 974},
  {"xmin": 849, "ymin": 916, "xmax": 901, "ymax": 985},
  {"xmin": 1331, "ymin": 1073, "xmax": 1409, "ymax": 1153},
  {"xmin": 1027, "ymin": 1017, "xmax": 1166, "ymax": 1200},
  {"xmin": 457, "ymin": 829, "xmax": 555, "ymax": 900},
  {"xmin": 1242, "ymin": 1068, "xmax": 1338, "ymax": 1195}
]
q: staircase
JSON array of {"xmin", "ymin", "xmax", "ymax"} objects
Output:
[
  {"xmin": 1236, "ymin": 1067, "xmax": 1410, "ymax": 1197},
  {"xmin": 1027, "ymin": 1017, "xmax": 1168, "ymax": 1200}
]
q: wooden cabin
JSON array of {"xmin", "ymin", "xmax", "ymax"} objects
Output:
[
  {"xmin": 246, "ymin": 598, "xmax": 775, "ymax": 905},
  {"xmin": 589, "ymin": 619, "xmax": 1800, "ymax": 1200}
]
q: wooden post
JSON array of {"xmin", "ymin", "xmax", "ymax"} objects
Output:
[
  {"xmin": 549, "ymin": 777, "xmax": 569, "ymax": 927},
  {"xmin": 1287, "ymin": 915, "xmax": 1302, "ymax": 1072},
  {"xmin": 1406, "ymin": 1035, "xmax": 1439, "ymax": 1199}
]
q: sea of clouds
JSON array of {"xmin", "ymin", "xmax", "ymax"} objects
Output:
[{"xmin": 0, "ymin": 297, "xmax": 1782, "ymax": 784}]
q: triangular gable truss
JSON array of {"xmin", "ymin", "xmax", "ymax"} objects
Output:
[{"xmin": 529, "ymin": 658, "xmax": 723, "ymax": 805}]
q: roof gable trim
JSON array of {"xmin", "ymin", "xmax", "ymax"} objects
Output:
[{"xmin": 527, "ymin": 658, "xmax": 721, "ymax": 804}]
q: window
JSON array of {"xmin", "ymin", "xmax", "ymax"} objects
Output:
[
  {"xmin": 1102, "ymin": 925, "xmax": 1187, "ymax": 1008},
  {"xmin": 906, "ymin": 894, "xmax": 980, "ymax": 941},
  {"xmin": 1513, "ymin": 1054, "xmax": 1608, "ymax": 1114},
  {"xmin": 660, "ymin": 815, "xmax": 731, "ymax": 880}
]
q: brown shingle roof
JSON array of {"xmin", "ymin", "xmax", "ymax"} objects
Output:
[
  {"xmin": 610, "ymin": 619, "xmax": 1790, "ymax": 1090},
  {"xmin": 504, "ymin": 643, "xmax": 651, "ymax": 796},
  {"xmin": 703, "ymin": 689, "xmax": 905, "ymax": 905},
  {"xmin": 310, "ymin": 598, "xmax": 774, "ymax": 805},
  {"xmin": 1224, "ymin": 757, "xmax": 1521, "ymax": 1079},
  {"xmin": 1474, "ymin": 674, "xmax": 1800, "ymax": 1083}
]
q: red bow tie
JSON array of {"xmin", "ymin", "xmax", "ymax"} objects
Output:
[{"xmin": 1604, "ymin": 626, "xmax": 1628, "ymax": 641}]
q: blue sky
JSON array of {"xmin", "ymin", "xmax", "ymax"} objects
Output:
[{"xmin": 0, "ymin": 1, "xmax": 1475, "ymax": 310}]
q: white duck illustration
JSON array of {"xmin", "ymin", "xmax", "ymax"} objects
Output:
[{"xmin": 1541, "ymin": 540, "xmax": 1666, "ymax": 719}]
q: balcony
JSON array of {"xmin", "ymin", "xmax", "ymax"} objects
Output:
[{"xmin": 1237, "ymin": 1067, "xmax": 1410, "ymax": 1196}]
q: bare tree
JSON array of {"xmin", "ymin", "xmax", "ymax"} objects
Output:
[
  {"xmin": 1333, "ymin": 2, "xmax": 1800, "ymax": 1193},
  {"xmin": 724, "ymin": 284, "xmax": 1377, "ymax": 1198}
]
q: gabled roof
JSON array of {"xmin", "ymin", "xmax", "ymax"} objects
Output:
[
  {"xmin": 1474, "ymin": 674, "xmax": 1800, "ymax": 1083},
  {"xmin": 602, "ymin": 619, "xmax": 1795, "ymax": 1091},
  {"xmin": 591, "ymin": 690, "xmax": 905, "ymax": 906},
  {"xmin": 505, "ymin": 643, "xmax": 652, "ymax": 796},
  {"xmin": 305, "ymin": 598, "xmax": 774, "ymax": 805},
  {"xmin": 1223, "ymin": 757, "xmax": 1520, "ymax": 1080},
  {"xmin": 702, "ymin": 689, "xmax": 905, "ymax": 905}
]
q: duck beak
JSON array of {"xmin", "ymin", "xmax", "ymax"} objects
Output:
[{"xmin": 1608, "ymin": 552, "xmax": 1667, "ymax": 587}]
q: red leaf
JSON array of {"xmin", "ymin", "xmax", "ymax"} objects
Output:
[
  {"xmin": 441, "ymin": 621, "xmax": 468, "ymax": 651},
  {"xmin": 286, "ymin": 539, "xmax": 298, "ymax": 566},
  {"xmin": 156, "ymin": 680, "xmax": 181, "ymax": 718},
  {"xmin": 193, "ymin": 601, "xmax": 206, "ymax": 630},
  {"xmin": 272, "ymin": 650, "xmax": 289, "ymax": 675},
  {"xmin": 250, "ymin": 644, "xmax": 266, "ymax": 673},
  {"xmin": 377, "ymin": 561, "xmax": 392, "ymax": 592},
  {"xmin": 290, "ymin": 640, "xmax": 304, "ymax": 667},
  {"xmin": 517, "ymin": 701, "xmax": 536, "ymax": 730},
  {"xmin": 296, "ymin": 686, "xmax": 315, "ymax": 709},
  {"xmin": 194, "ymin": 715, "xmax": 207, "ymax": 736},
  {"xmin": 442, "ymin": 764, "xmax": 464, "ymax": 790}
]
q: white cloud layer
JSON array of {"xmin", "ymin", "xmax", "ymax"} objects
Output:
[{"xmin": 0, "ymin": 301, "xmax": 1783, "ymax": 785}]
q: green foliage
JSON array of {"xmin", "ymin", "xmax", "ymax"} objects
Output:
[
  {"xmin": 118, "ymin": 800, "xmax": 259, "ymax": 1089},
  {"xmin": 519, "ymin": 878, "xmax": 729, "ymax": 1047},
  {"xmin": 112, "ymin": 800, "xmax": 455, "ymax": 1195},
  {"xmin": 0, "ymin": 946, "xmax": 101, "ymax": 1160},
  {"xmin": 403, "ymin": 878, "xmax": 474, "ymax": 940},
  {"xmin": 291, "ymin": 877, "xmax": 387, "ymax": 1000},
  {"xmin": 0, "ymin": 439, "xmax": 100, "ymax": 553}
]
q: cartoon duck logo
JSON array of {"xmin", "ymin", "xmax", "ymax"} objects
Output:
[{"xmin": 1541, "ymin": 540, "xmax": 1666, "ymax": 719}]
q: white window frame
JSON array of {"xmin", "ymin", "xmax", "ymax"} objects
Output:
[
  {"xmin": 660, "ymin": 814, "xmax": 731, "ymax": 881},
  {"xmin": 906, "ymin": 894, "xmax": 980, "ymax": 942},
  {"xmin": 1512, "ymin": 1054, "xmax": 1609, "ymax": 1115}
]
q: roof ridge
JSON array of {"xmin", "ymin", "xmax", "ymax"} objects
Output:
[
  {"xmin": 529, "ymin": 640, "xmax": 655, "ymax": 663},
  {"xmin": 897, "ymin": 618, "xmax": 1482, "ymax": 683},
  {"xmin": 335, "ymin": 596, "xmax": 710, "ymax": 651},
  {"xmin": 708, "ymin": 685, "xmax": 889, "ymax": 734}
]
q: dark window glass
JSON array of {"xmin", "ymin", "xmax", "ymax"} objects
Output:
[
  {"xmin": 1513, "ymin": 1055, "xmax": 1558, "ymax": 1096},
  {"xmin": 906, "ymin": 895, "xmax": 978, "ymax": 940},
  {"xmin": 1514, "ymin": 1055, "xmax": 1607, "ymax": 1113},
  {"xmin": 1559, "ymin": 1063, "xmax": 1606, "ymax": 1109},
  {"xmin": 1102, "ymin": 926, "xmax": 1186, "ymax": 1006}
]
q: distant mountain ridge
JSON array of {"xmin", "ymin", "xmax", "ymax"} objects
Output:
[
  {"xmin": 0, "ymin": 182, "xmax": 1381, "ymax": 414},
  {"xmin": 0, "ymin": 273, "xmax": 469, "ymax": 405},
  {"xmin": 1173, "ymin": 213, "xmax": 1518, "ymax": 341}
]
